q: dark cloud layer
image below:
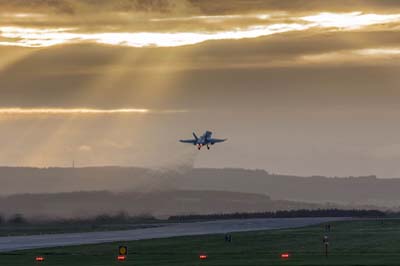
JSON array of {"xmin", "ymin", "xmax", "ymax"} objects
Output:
[
  {"xmin": 190, "ymin": 0, "xmax": 400, "ymax": 14},
  {"xmin": 0, "ymin": 42, "xmax": 399, "ymax": 109},
  {"xmin": 2, "ymin": 0, "xmax": 400, "ymax": 14},
  {"xmin": 0, "ymin": 0, "xmax": 185, "ymax": 14},
  {"xmin": 0, "ymin": 25, "xmax": 400, "ymax": 110}
]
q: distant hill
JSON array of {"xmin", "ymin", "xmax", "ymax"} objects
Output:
[
  {"xmin": 0, "ymin": 166, "xmax": 399, "ymax": 207},
  {"xmin": 0, "ymin": 190, "xmax": 375, "ymax": 219},
  {"xmin": 177, "ymin": 169, "xmax": 397, "ymax": 207}
]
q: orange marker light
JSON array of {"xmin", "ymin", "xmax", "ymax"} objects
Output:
[
  {"xmin": 35, "ymin": 256, "xmax": 45, "ymax": 262},
  {"xmin": 281, "ymin": 253, "xmax": 290, "ymax": 259},
  {"xmin": 199, "ymin": 254, "xmax": 208, "ymax": 260},
  {"xmin": 117, "ymin": 255, "xmax": 126, "ymax": 261}
]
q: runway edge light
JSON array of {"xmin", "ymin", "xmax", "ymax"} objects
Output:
[
  {"xmin": 35, "ymin": 256, "xmax": 45, "ymax": 262},
  {"xmin": 280, "ymin": 252, "xmax": 290, "ymax": 259},
  {"xmin": 199, "ymin": 253, "xmax": 208, "ymax": 260}
]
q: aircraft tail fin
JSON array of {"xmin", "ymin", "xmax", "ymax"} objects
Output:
[{"xmin": 193, "ymin": 132, "xmax": 198, "ymax": 141}]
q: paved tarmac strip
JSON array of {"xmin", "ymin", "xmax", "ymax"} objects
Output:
[{"xmin": 0, "ymin": 217, "xmax": 349, "ymax": 252}]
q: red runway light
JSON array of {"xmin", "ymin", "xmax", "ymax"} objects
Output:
[
  {"xmin": 199, "ymin": 254, "xmax": 208, "ymax": 260},
  {"xmin": 35, "ymin": 256, "xmax": 45, "ymax": 262},
  {"xmin": 280, "ymin": 253, "xmax": 290, "ymax": 259},
  {"xmin": 117, "ymin": 255, "xmax": 126, "ymax": 261}
]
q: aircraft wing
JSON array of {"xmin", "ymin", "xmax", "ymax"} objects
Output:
[
  {"xmin": 180, "ymin": 139, "xmax": 197, "ymax": 144},
  {"xmin": 209, "ymin": 138, "xmax": 227, "ymax": 144}
]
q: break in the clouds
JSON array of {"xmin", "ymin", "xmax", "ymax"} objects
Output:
[
  {"xmin": 0, "ymin": 108, "xmax": 149, "ymax": 114},
  {"xmin": 1, "ymin": 12, "xmax": 400, "ymax": 47},
  {"xmin": 0, "ymin": 108, "xmax": 191, "ymax": 115}
]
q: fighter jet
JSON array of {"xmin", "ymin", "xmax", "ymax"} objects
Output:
[{"xmin": 180, "ymin": 131, "xmax": 227, "ymax": 150}]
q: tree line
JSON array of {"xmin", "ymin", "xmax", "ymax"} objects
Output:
[
  {"xmin": 0, "ymin": 212, "xmax": 158, "ymax": 226},
  {"xmin": 168, "ymin": 209, "xmax": 386, "ymax": 222},
  {"xmin": 0, "ymin": 209, "xmax": 388, "ymax": 225}
]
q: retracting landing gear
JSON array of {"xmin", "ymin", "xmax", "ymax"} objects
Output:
[{"xmin": 207, "ymin": 145, "xmax": 210, "ymax": 150}]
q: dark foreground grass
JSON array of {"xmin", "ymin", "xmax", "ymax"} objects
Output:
[{"xmin": 1, "ymin": 219, "xmax": 400, "ymax": 266}]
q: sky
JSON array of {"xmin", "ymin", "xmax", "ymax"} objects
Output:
[{"xmin": 1, "ymin": 0, "xmax": 400, "ymax": 177}]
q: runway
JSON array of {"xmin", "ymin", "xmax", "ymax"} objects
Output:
[{"xmin": 0, "ymin": 217, "xmax": 348, "ymax": 252}]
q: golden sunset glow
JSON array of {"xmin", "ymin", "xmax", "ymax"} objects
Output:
[
  {"xmin": 0, "ymin": 108, "xmax": 150, "ymax": 115},
  {"xmin": 301, "ymin": 12, "xmax": 400, "ymax": 29},
  {"xmin": 1, "ymin": 12, "xmax": 400, "ymax": 48},
  {"xmin": 0, "ymin": 23, "xmax": 309, "ymax": 48},
  {"xmin": 356, "ymin": 48, "xmax": 400, "ymax": 56}
]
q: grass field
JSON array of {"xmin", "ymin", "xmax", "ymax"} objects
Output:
[{"xmin": 1, "ymin": 219, "xmax": 399, "ymax": 266}]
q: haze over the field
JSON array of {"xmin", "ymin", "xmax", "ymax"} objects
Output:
[{"xmin": 1, "ymin": 0, "xmax": 400, "ymax": 177}]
